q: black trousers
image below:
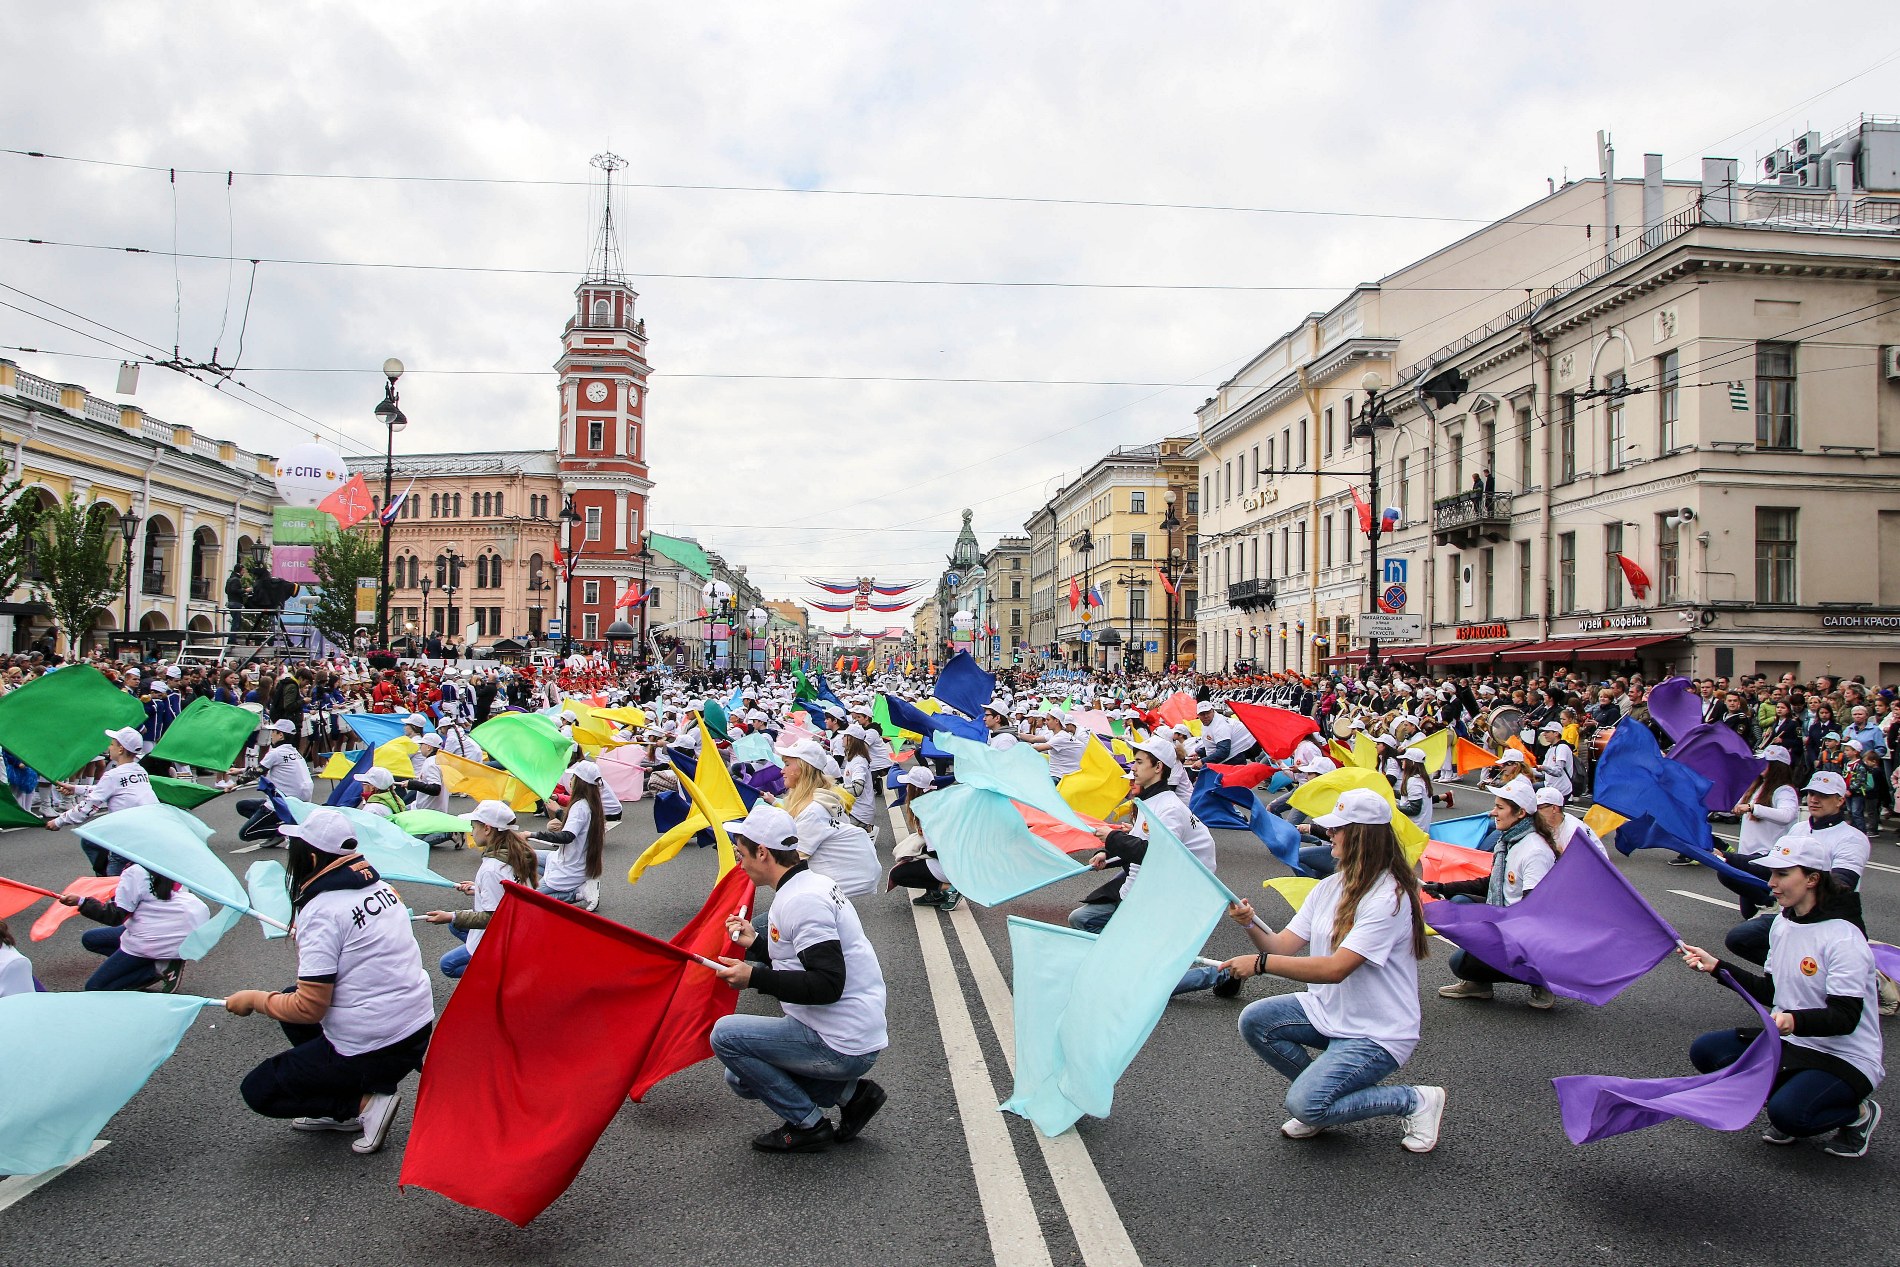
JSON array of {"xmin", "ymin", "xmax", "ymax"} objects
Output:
[
  {"xmin": 240, "ymin": 1015, "xmax": 433, "ymax": 1121},
  {"xmin": 889, "ymin": 856, "xmax": 942, "ymax": 891}
]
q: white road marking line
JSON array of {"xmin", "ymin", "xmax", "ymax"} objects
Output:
[
  {"xmin": 909, "ymin": 900, "xmax": 1054, "ymax": 1267},
  {"xmin": 1864, "ymin": 860, "xmax": 1900, "ymax": 876},
  {"xmin": 0, "ymin": 1141, "xmax": 108, "ymax": 1213},
  {"xmin": 1668, "ymin": 889, "xmax": 1737, "ymax": 910},
  {"xmin": 946, "ymin": 902, "xmax": 1144, "ymax": 1267}
]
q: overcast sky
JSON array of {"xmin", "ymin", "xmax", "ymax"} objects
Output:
[{"xmin": 3, "ymin": 3, "xmax": 1896, "ymax": 629}]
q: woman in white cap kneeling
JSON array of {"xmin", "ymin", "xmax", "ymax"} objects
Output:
[
  {"xmin": 1427, "ymin": 777, "xmax": 1560, "ymax": 1009},
  {"xmin": 236, "ymin": 719, "xmax": 313, "ymax": 844},
  {"xmin": 1213, "ymin": 788, "xmax": 1446, "ymax": 1152},
  {"xmin": 421, "ymin": 800, "xmax": 538, "ymax": 978},
  {"xmin": 776, "ymin": 739, "xmax": 880, "ymax": 898},
  {"xmin": 888, "ymin": 765, "xmax": 959, "ymax": 910},
  {"xmin": 1680, "ymin": 833, "xmax": 1885, "ymax": 1158},
  {"xmin": 534, "ymin": 761, "xmax": 606, "ymax": 910},
  {"xmin": 224, "ymin": 808, "xmax": 435, "ymax": 1155},
  {"xmin": 44, "ymin": 727, "xmax": 158, "ymax": 875}
]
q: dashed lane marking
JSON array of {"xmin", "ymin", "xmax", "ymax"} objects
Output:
[{"xmin": 0, "ymin": 1141, "xmax": 108, "ymax": 1214}]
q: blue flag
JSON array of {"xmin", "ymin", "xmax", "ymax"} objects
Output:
[
  {"xmin": 243, "ymin": 859, "xmax": 294, "ymax": 941},
  {"xmin": 1001, "ymin": 801, "xmax": 1234, "ymax": 1136},
  {"xmin": 729, "ymin": 731, "xmax": 782, "ymax": 768},
  {"xmin": 178, "ymin": 901, "xmax": 246, "ymax": 960},
  {"xmin": 283, "ymin": 799, "xmax": 458, "ymax": 888},
  {"xmin": 0, "ymin": 992, "xmax": 211, "ymax": 1174},
  {"xmin": 881, "ymin": 694, "xmax": 941, "ymax": 738},
  {"xmin": 1429, "ymin": 814, "xmax": 1497, "ymax": 850},
  {"xmin": 325, "ymin": 747, "xmax": 376, "ymax": 808},
  {"xmin": 72, "ymin": 804, "xmax": 246, "ymax": 909},
  {"xmin": 1189, "ymin": 768, "xmax": 1253, "ymax": 830},
  {"xmin": 813, "ymin": 674, "xmax": 848, "ymax": 714},
  {"xmin": 343, "ymin": 711, "xmax": 431, "ymax": 747},
  {"xmin": 1246, "ymin": 793, "xmax": 1302, "ymax": 869},
  {"xmin": 1592, "ymin": 716, "xmax": 1716, "ymax": 855},
  {"xmin": 1614, "ymin": 814, "xmax": 1770, "ymax": 893},
  {"xmin": 933, "ymin": 651, "xmax": 996, "ymax": 720},
  {"xmin": 921, "ymin": 712, "xmax": 990, "ymax": 761},
  {"xmin": 910, "ymin": 784, "xmax": 1087, "ymax": 906}
]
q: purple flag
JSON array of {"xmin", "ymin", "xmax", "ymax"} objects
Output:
[
  {"xmin": 1552, "ymin": 975, "xmax": 1778, "ymax": 1144},
  {"xmin": 1667, "ymin": 723, "xmax": 1767, "ymax": 813},
  {"xmin": 1646, "ymin": 676, "xmax": 1707, "ymax": 744},
  {"xmin": 1873, "ymin": 942, "xmax": 1900, "ymax": 982},
  {"xmin": 1423, "ymin": 829, "xmax": 1681, "ymax": 1005}
]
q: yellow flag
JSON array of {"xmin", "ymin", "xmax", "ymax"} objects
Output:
[
  {"xmin": 627, "ymin": 781, "xmax": 712, "ymax": 885},
  {"xmin": 590, "ymin": 706, "xmax": 648, "ymax": 728},
  {"xmin": 437, "ymin": 750, "xmax": 540, "ymax": 812},
  {"xmin": 373, "ymin": 737, "xmax": 418, "ymax": 779},
  {"xmin": 1582, "ymin": 804, "xmax": 1628, "ymax": 839},
  {"xmin": 1058, "ymin": 736, "xmax": 1129, "ymax": 820},
  {"xmin": 1349, "ymin": 733, "xmax": 1380, "ymax": 770},
  {"xmin": 1288, "ymin": 767, "xmax": 1428, "ymax": 864},
  {"xmin": 917, "ymin": 698, "xmax": 942, "ymax": 715},
  {"xmin": 1184, "ymin": 718, "xmax": 1204, "ymax": 737},
  {"xmin": 1412, "ymin": 728, "xmax": 1451, "ymax": 774},
  {"xmin": 1110, "ymin": 736, "xmax": 1135, "ymax": 761},
  {"xmin": 1263, "ymin": 875, "xmax": 1319, "ymax": 913},
  {"xmin": 1328, "ymin": 740, "xmax": 1355, "ymax": 768},
  {"xmin": 318, "ymin": 751, "xmax": 358, "ymax": 780},
  {"xmin": 629, "ymin": 717, "xmax": 741, "ymax": 885}
]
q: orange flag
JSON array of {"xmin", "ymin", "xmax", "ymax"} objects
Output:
[
  {"xmin": 1454, "ymin": 737, "xmax": 1500, "ymax": 775},
  {"xmin": 1505, "ymin": 736, "xmax": 1541, "ymax": 769},
  {"xmin": 316, "ymin": 473, "xmax": 373, "ymax": 528},
  {"xmin": 29, "ymin": 875, "xmax": 120, "ymax": 941}
]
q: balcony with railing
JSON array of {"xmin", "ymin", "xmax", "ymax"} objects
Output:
[
  {"xmin": 1227, "ymin": 577, "xmax": 1277, "ymax": 611},
  {"xmin": 142, "ymin": 570, "xmax": 170, "ymax": 596},
  {"xmin": 1433, "ymin": 490, "xmax": 1515, "ymax": 548}
]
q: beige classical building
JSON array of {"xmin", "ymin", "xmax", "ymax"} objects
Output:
[{"xmin": 1193, "ymin": 121, "xmax": 1900, "ymax": 683}]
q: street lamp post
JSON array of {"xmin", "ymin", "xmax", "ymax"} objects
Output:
[
  {"xmin": 746, "ymin": 606, "xmax": 767, "ymax": 675},
  {"xmin": 1071, "ymin": 527, "xmax": 1093, "ymax": 668},
  {"xmin": 1351, "ymin": 371, "xmax": 1396, "ymax": 675},
  {"xmin": 559, "ymin": 496, "xmax": 582, "ymax": 657},
  {"xmin": 636, "ymin": 536, "xmax": 653, "ymax": 666},
  {"xmin": 439, "ymin": 551, "xmax": 464, "ymax": 654},
  {"xmin": 117, "ymin": 508, "xmax": 140, "ymax": 637},
  {"xmin": 372, "ymin": 359, "xmax": 406, "ymax": 648},
  {"xmin": 1159, "ymin": 490, "xmax": 1182, "ymax": 669},
  {"xmin": 419, "ymin": 574, "xmax": 433, "ymax": 651}
]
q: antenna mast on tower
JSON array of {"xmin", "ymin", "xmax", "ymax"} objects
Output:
[{"xmin": 587, "ymin": 151, "xmax": 629, "ymax": 283}]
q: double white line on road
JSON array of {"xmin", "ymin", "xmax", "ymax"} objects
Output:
[{"xmin": 894, "ymin": 805, "xmax": 1142, "ymax": 1267}]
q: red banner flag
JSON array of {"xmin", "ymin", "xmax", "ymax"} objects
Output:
[
  {"xmin": 1349, "ymin": 485, "xmax": 1374, "ymax": 535},
  {"xmin": 0, "ymin": 875, "xmax": 60, "ymax": 920},
  {"xmin": 1227, "ymin": 699, "xmax": 1322, "ymax": 760},
  {"xmin": 400, "ymin": 868, "xmax": 753, "ymax": 1225},
  {"xmin": 1615, "ymin": 553, "xmax": 1652, "ymax": 600},
  {"xmin": 1455, "ymin": 736, "xmax": 1501, "ymax": 775},
  {"xmin": 1153, "ymin": 691, "xmax": 1200, "ymax": 726},
  {"xmin": 316, "ymin": 473, "xmax": 373, "ymax": 528},
  {"xmin": 1068, "ymin": 577, "xmax": 1082, "ymax": 612},
  {"xmin": 29, "ymin": 875, "xmax": 119, "ymax": 941},
  {"xmin": 1155, "ymin": 563, "xmax": 1177, "ymax": 597}
]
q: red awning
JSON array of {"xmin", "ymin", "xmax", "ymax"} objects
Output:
[
  {"xmin": 1426, "ymin": 641, "xmax": 1532, "ymax": 665},
  {"xmin": 1495, "ymin": 638, "xmax": 1599, "ymax": 663},
  {"xmin": 1322, "ymin": 644, "xmax": 1431, "ymax": 667},
  {"xmin": 1568, "ymin": 633, "xmax": 1684, "ymax": 661},
  {"xmin": 1322, "ymin": 649, "xmax": 1368, "ymax": 666}
]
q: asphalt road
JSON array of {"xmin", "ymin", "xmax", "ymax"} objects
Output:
[{"xmin": 4, "ymin": 774, "xmax": 1898, "ymax": 1267}]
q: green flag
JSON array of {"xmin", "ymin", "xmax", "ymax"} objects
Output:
[
  {"xmin": 149, "ymin": 698, "xmax": 259, "ymax": 772},
  {"xmin": 793, "ymin": 663, "xmax": 817, "ymax": 701},
  {"xmin": 392, "ymin": 809, "xmax": 473, "ymax": 837},
  {"xmin": 150, "ymin": 777, "xmax": 225, "ymax": 810},
  {"xmin": 0, "ymin": 666, "xmax": 146, "ymax": 782},
  {"xmin": 469, "ymin": 713, "xmax": 573, "ymax": 799},
  {"xmin": 870, "ymin": 695, "xmax": 908, "ymax": 741},
  {"xmin": 0, "ymin": 792, "xmax": 42, "ymax": 829},
  {"xmin": 700, "ymin": 699, "xmax": 729, "ymax": 741}
]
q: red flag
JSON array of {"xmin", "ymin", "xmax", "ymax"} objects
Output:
[
  {"xmin": 316, "ymin": 473, "xmax": 373, "ymax": 528},
  {"xmin": 1154, "ymin": 691, "xmax": 1199, "ymax": 726},
  {"xmin": 1615, "ymin": 554, "xmax": 1651, "ymax": 600},
  {"xmin": 1155, "ymin": 563, "xmax": 1177, "ymax": 597},
  {"xmin": 1228, "ymin": 699, "xmax": 1322, "ymax": 760},
  {"xmin": 1349, "ymin": 485, "xmax": 1373, "ymax": 535},
  {"xmin": 400, "ymin": 870, "xmax": 752, "ymax": 1226},
  {"xmin": 552, "ymin": 538, "xmax": 566, "ymax": 576},
  {"xmin": 0, "ymin": 875, "xmax": 59, "ymax": 920},
  {"xmin": 29, "ymin": 875, "xmax": 119, "ymax": 941},
  {"xmin": 1207, "ymin": 761, "xmax": 1279, "ymax": 788}
]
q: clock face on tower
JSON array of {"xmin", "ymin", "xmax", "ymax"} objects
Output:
[{"xmin": 585, "ymin": 381, "xmax": 608, "ymax": 403}]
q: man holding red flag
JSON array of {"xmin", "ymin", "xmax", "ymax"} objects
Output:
[{"xmin": 710, "ymin": 802, "xmax": 889, "ymax": 1153}]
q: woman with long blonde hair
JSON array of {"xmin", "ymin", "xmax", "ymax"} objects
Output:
[
  {"xmin": 776, "ymin": 739, "xmax": 881, "ymax": 897},
  {"xmin": 1216, "ymin": 788, "xmax": 1445, "ymax": 1153}
]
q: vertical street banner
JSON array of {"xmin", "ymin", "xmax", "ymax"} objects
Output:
[
  {"xmin": 354, "ymin": 576, "xmax": 379, "ymax": 626},
  {"xmin": 271, "ymin": 506, "xmax": 336, "ymax": 584}
]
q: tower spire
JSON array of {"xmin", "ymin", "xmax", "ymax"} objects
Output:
[{"xmin": 587, "ymin": 151, "xmax": 629, "ymax": 283}]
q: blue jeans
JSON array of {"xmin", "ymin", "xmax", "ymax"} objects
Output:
[
  {"xmin": 1068, "ymin": 901, "xmax": 1117, "ymax": 933},
  {"xmin": 439, "ymin": 925, "xmax": 470, "ymax": 979},
  {"xmin": 80, "ymin": 841, "xmax": 127, "ymax": 877},
  {"xmin": 81, "ymin": 925, "xmax": 160, "ymax": 991},
  {"xmin": 1725, "ymin": 912, "xmax": 1774, "ymax": 965},
  {"xmin": 1298, "ymin": 844, "xmax": 1336, "ymax": 879},
  {"xmin": 1689, "ymin": 1028, "xmax": 1862, "ymax": 1136},
  {"xmin": 710, "ymin": 1013, "xmax": 878, "ymax": 1129},
  {"xmin": 1238, "ymin": 994, "xmax": 1420, "ymax": 1126}
]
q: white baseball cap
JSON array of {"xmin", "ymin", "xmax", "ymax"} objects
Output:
[
  {"xmin": 415, "ymin": 732, "xmax": 443, "ymax": 749},
  {"xmin": 464, "ymin": 800, "xmax": 517, "ymax": 831},
  {"xmin": 1494, "ymin": 777, "xmax": 1539, "ymax": 814},
  {"xmin": 268, "ymin": 718, "xmax": 297, "ymax": 735},
  {"xmin": 360, "ymin": 766, "xmax": 394, "ymax": 790},
  {"xmin": 405, "ymin": 713, "xmax": 431, "ymax": 729},
  {"xmin": 1196, "ymin": 700, "xmax": 1215, "ymax": 714},
  {"xmin": 1133, "ymin": 736, "xmax": 1180, "ymax": 769},
  {"xmin": 1401, "ymin": 747, "xmax": 1427, "ymax": 763},
  {"xmin": 776, "ymin": 738, "xmax": 831, "ymax": 773},
  {"xmin": 1498, "ymin": 749, "xmax": 1527, "ymax": 764},
  {"xmin": 1759, "ymin": 745, "xmax": 1792, "ymax": 765},
  {"xmin": 1760, "ymin": 835, "xmax": 1832, "ymax": 872},
  {"xmin": 279, "ymin": 807, "xmax": 357, "ymax": 854},
  {"xmin": 1534, "ymin": 787, "xmax": 1566, "ymax": 808},
  {"xmin": 723, "ymin": 801, "xmax": 799, "ymax": 850},
  {"xmin": 902, "ymin": 765, "xmax": 936, "ymax": 790},
  {"xmin": 104, "ymin": 726, "xmax": 146, "ymax": 755},
  {"xmin": 569, "ymin": 760, "xmax": 602, "ymax": 786},
  {"xmin": 1539, "ymin": 720, "xmax": 1563, "ymax": 734},
  {"xmin": 1804, "ymin": 770, "xmax": 1849, "ymax": 798},
  {"xmin": 1313, "ymin": 787, "xmax": 1394, "ymax": 828}
]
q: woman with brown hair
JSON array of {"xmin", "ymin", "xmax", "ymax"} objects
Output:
[
  {"xmin": 534, "ymin": 761, "xmax": 606, "ymax": 910},
  {"xmin": 1428, "ymin": 776, "xmax": 1560, "ymax": 1008},
  {"xmin": 1217, "ymin": 787, "xmax": 1445, "ymax": 1152}
]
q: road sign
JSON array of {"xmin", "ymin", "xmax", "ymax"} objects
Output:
[
  {"xmin": 1145, "ymin": 640, "xmax": 1159, "ymax": 652},
  {"xmin": 1359, "ymin": 612, "xmax": 1423, "ymax": 640},
  {"xmin": 548, "ymin": 619, "xmax": 564, "ymax": 635},
  {"xmin": 1378, "ymin": 558, "xmax": 1408, "ymax": 612},
  {"xmin": 1078, "ymin": 630, "xmax": 1093, "ymax": 643},
  {"xmin": 1382, "ymin": 583, "xmax": 1407, "ymax": 610}
]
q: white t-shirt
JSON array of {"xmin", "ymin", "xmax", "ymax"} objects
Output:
[
  {"xmin": 1043, "ymin": 731, "xmax": 1085, "ymax": 779},
  {"xmin": 1541, "ymin": 743, "xmax": 1575, "ymax": 800},
  {"xmin": 1737, "ymin": 785, "xmax": 1801, "ymax": 858},
  {"xmin": 1499, "ymin": 832, "xmax": 1556, "ymax": 905},
  {"xmin": 0, "ymin": 944, "xmax": 36, "ymax": 998},
  {"xmin": 1402, "ymin": 773, "xmax": 1433, "ymax": 834},
  {"xmin": 988, "ymin": 730, "xmax": 1019, "ymax": 750},
  {"xmin": 1554, "ymin": 813, "xmax": 1609, "ymax": 858},
  {"xmin": 1120, "ymin": 789, "xmax": 1217, "ymax": 900},
  {"xmin": 466, "ymin": 855, "xmax": 515, "ymax": 954},
  {"xmin": 408, "ymin": 752, "xmax": 449, "ymax": 813},
  {"xmin": 1780, "ymin": 818, "xmax": 1869, "ymax": 880},
  {"xmin": 540, "ymin": 799, "xmax": 595, "ymax": 894},
  {"xmin": 54, "ymin": 760, "xmax": 156, "ymax": 826},
  {"xmin": 841, "ymin": 756, "xmax": 876, "ymax": 828},
  {"xmin": 260, "ymin": 743, "xmax": 314, "ymax": 801},
  {"xmin": 1767, "ymin": 913, "xmax": 1885, "ymax": 1090},
  {"xmin": 767, "ymin": 867, "xmax": 887, "ymax": 1056},
  {"xmin": 794, "ymin": 802, "xmax": 882, "ymax": 898},
  {"xmin": 112, "ymin": 864, "xmax": 210, "ymax": 959},
  {"xmin": 1287, "ymin": 872, "xmax": 1422, "ymax": 1064},
  {"xmin": 296, "ymin": 876, "xmax": 435, "ymax": 1055}
]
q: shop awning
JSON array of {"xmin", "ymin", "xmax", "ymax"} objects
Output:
[
  {"xmin": 1496, "ymin": 638, "xmax": 1597, "ymax": 663},
  {"xmin": 1426, "ymin": 641, "xmax": 1531, "ymax": 665},
  {"xmin": 1568, "ymin": 633, "xmax": 1684, "ymax": 661},
  {"xmin": 1322, "ymin": 644, "xmax": 1431, "ymax": 667}
]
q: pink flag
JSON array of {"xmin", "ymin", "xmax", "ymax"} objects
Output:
[{"xmin": 30, "ymin": 876, "xmax": 120, "ymax": 941}]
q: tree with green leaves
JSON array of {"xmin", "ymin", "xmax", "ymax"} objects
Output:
[
  {"xmin": 0, "ymin": 453, "xmax": 39, "ymax": 601},
  {"xmin": 30, "ymin": 494, "xmax": 123, "ymax": 654},
  {"xmin": 307, "ymin": 524, "xmax": 386, "ymax": 651}
]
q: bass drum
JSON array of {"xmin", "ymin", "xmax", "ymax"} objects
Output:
[
  {"xmin": 1486, "ymin": 705, "xmax": 1526, "ymax": 748},
  {"xmin": 1332, "ymin": 715, "xmax": 1358, "ymax": 739}
]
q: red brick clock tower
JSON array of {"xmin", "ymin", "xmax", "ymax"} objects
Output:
[{"xmin": 556, "ymin": 152, "xmax": 653, "ymax": 647}]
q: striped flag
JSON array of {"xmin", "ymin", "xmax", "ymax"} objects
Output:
[{"xmin": 377, "ymin": 477, "xmax": 417, "ymax": 527}]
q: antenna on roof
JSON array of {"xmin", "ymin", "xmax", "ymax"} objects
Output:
[{"xmin": 586, "ymin": 151, "xmax": 629, "ymax": 283}]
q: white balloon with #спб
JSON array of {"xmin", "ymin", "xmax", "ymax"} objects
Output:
[{"xmin": 273, "ymin": 442, "xmax": 347, "ymax": 508}]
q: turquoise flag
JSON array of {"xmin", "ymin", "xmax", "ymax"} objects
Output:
[
  {"xmin": 148, "ymin": 697, "xmax": 259, "ymax": 771},
  {"xmin": 729, "ymin": 731, "xmax": 782, "ymax": 768},
  {"xmin": 0, "ymin": 992, "xmax": 211, "ymax": 1173},
  {"xmin": 72, "ymin": 804, "xmax": 246, "ymax": 909},
  {"xmin": 0, "ymin": 665, "xmax": 146, "ymax": 781},
  {"xmin": 470, "ymin": 713, "xmax": 572, "ymax": 798},
  {"xmin": 939, "ymin": 734, "xmax": 1089, "ymax": 830},
  {"xmin": 283, "ymin": 799, "xmax": 457, "ymax": 888},
  {"xmin": 244, "ymin": 859, "xmax": 293, "ymax": 941},
  {"xmin": 178, "ymin": 902, "xmax": 245, "ymax": 960},
  {"xmin": 1000, "ymin": 801, "xmax": 1233, "ymax": 1137},
  {"xmin": 910, "ymin": 784, "xmax": 1087, "ymax": 906}
]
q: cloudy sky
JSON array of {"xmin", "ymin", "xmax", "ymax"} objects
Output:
[{"xmin": 3, "ymin": 3, "xmax": 1896, "ymax": 628}]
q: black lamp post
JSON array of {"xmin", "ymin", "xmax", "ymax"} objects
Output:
[
  {"xmin": 636, "ymin": 535, "xmax": 653, "ymax": 666},
  {"xmin": 419, "ymin": 574, "xmax": 433, "ymax": 647},
  {"xmin": 559, "ymin": 496, "xmax": 583, "ymax": 657},
  {"xmin": 439, "ymin": 550, "xmax": 463, "ymax": 652},
  {"xmin": 1071, "ymin": 527, "xmax": 1093, "ymax": 667},
  {"xmin": 372, "ymin": 357, "xmax": 406, "ymax": 647},
  {"xmin": 117, "ymin": 508, "xmax": 140, "ymax": 635},
  {"xmin": 1349, "ymin": 371, "xmax": 1396, "ymax": 674}
]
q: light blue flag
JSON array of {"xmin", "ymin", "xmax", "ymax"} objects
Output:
[
  {"xmin": 245, "ymin": 859, "xmax": 293, "ymax": 941},
  {"xmin": 729, "ymin": 731, "xmax": 783, "ymax": 768},
  {"xmin": 282, "ymin": 798, "xmax": 457, "ymax": 888},
  {"xmin": 342, "ymin": 711, "xmax": 431, "ymax": 747},
  {"xmin": 178, "ymin": 902, "xmax": 245, "ymax": 960},
  {"xmin": 910, "ymin": 784, "xmax": 1087, "ymax": 906},
  {"xmin": 72, "ymin": 804, "xmax": 245, "ymax": 909},
  {"xmin": 939, "ymin": 734, "xmax": 1089, "ymax": 831},
  {"xmin": 1000, "ymin": 801, "xmax": 1233, "ymax": 1136},
  {"xmin": 1430, "ymin": 814, "xmax": 1496, "ymax": 849},
  {"xmin": 0, "ymin": 992, "xmax": 213, "ymax": 1174}
]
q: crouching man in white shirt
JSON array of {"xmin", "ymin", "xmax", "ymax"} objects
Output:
[{"xmin": 711, "ymin": 802, "xmax": 889, "ymax": 1154}]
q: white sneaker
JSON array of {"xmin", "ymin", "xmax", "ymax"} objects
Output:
[
  {"xmin": 580, "ymin": 878, "xmax": 601, "ymax": 912},
  {"xmin": 292, "ymin": 1115, "xmax": 362, "ymax": 1132},
  {"xmin": 1280, "ymin": 1118, "xmax": 1324, "ymax": 1139},
  {"xmin": 352, "ymin": 1092, "xmax": 402, "ymax": 1154},
  {"xmin": 1400, "ymin": 1086, "xmax": 1447, "ymax": 1153}
]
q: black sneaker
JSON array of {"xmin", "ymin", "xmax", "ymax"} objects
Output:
[
  {"xmin": 144, "ymin": 960, "xmax": 185, "ymax": 994},
  {"xmin": 1211, "ymin": 968, "xmax": 1243, "ymax": 999},
  {"xmin": 836, "ymin": 1079, "xmax": 886, "ymax": 1142},
  {"xmin": 912, "ymin": 889, "xmax": 945, "ymax": 907},
  {"xmin": 937, "ymin": 888, "xmax": 963, "ymax": 913},
  {"xmin": 751, "ymin": 1118, "xmax": 836, "ymax": 1153},
  {"xmin": 1666, "ymin": 855, "xmax": 1698, "ymax": 867},
  {"xmin": 1825, "ymin": 1100, "xmax": 1882, "ymax": 1158}
]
